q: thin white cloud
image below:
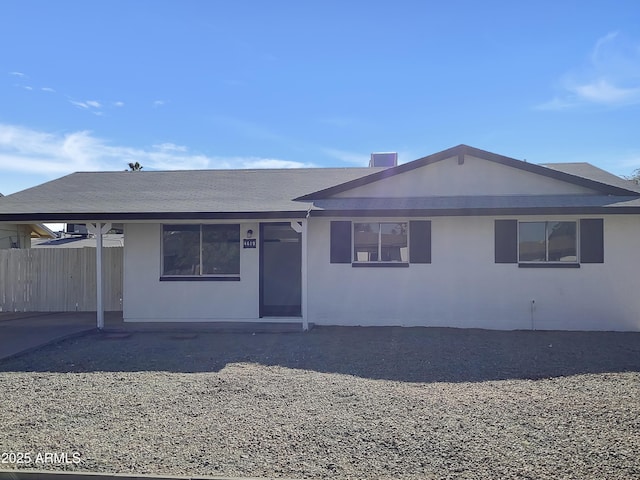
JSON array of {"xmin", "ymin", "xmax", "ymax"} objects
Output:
[
  {"xmin": 322, "ymin": 148, "xmax": 369, "ymax": 166},
  {"xmin": 69, "ymin": 99, "xmax": 104, "ymax": 113},
  {"xmin": 153, "ymin": 143, "xmax": 188, "ymax": 153},
  {"xmin": 9, "ymin": 71, "xmax": 124, "ymax": 114},
  {"xmin": 573, "ymin": 79, "xmax": 640, "ymax": 104},
  {"xmin": 536, "ymin": 97, "xmax": 578, "ymax": 111},
  {"xmin": 242, "ymin": 158, "xmax": 313, "ymax": 169},
  {"xmin": 0, "ymin": 124, "xmax": 311, "ymax": 180},
  {"xmin": 153, "ymin": 100, "xmax": 165, "ymax": 107},
  {"xmin": 538, "ymin": 31, "xmax": 640, "ymax": 110},
  {"xmin": 69, "ymin": 100, "xmax": 90, "ymax": 109},
  {"xmin": 323, "ymin": 147, "xmax": 417, "ymax": 166},
  {"xmin": 591, "ymin": 31, "xmax": 619, "ymax": 64}
]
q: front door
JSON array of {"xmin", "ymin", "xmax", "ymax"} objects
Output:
[{"xmin": 260, "ymin": 223, "xmax": 302, "ymax": 316}]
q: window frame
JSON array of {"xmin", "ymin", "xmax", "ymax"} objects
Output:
[
  {"xmin": 161, "ymin": 223, "xmax": 241, "ymax": 280},
  {"xmin": 517, "ymin": 220, "xmax": 578, "ymax": 265},
  {"xmin": 352, "ymin": 221, "xmax": 409, "ymax": 265}
]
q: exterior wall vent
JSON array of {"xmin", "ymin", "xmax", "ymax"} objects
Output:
[{"xmin": 369, "ymin": 152, "xmax": 398, "ymax": 168}]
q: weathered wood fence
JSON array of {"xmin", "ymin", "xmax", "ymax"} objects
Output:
[{"xmin": 0, "ymin": 247, "xmax": 123, "ymax": 312}]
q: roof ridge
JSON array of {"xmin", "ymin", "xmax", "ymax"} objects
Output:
[{"xmin": 71, "ymin": 166, "xmax": 380, "ymax": 175}]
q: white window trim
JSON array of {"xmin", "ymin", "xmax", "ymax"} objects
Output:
[
  {"xmin": 161, "ymin": 223, "xmax": 241, "ymax": 277},
  {"xmin": 352, "ymin": 221, "xmax": 410, "ymax": 264},
  {"xmin": 517, "ymin": 220, "xmax": 579, "ymax": 264}
]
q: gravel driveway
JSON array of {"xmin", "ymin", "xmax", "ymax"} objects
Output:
[{"xmin": 0, "ymin": 326, "xmax": 639, "ymax": 479}]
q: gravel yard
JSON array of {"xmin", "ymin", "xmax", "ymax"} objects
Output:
[{"xmin": 0, "ymin": 326, "xmax": 639, "ymax": 479}]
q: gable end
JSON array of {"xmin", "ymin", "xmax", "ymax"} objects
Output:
[{"xmin": 294, "ymin": 145, "xmax": 639, "ymax": 200}]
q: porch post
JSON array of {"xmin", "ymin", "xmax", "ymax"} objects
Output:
[
  {"xmin": 96, "ymin": 225, "xmax": 104, "ymax": 329},
  {"xmin": 87, "ymin": 222, "xmax": 112, "ymax": 330},
  {"xmin": 301, "ymin": 219, "xmax": 309, "ymax": 331}
]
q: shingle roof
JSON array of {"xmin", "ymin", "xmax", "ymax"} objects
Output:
[
  {"xmin": 541, "ymin": 162, "xmax": 640, "ymax": 194},
  {"xmin": 0, "ymin": 168, "xmax": 385, "ymax": 221}
]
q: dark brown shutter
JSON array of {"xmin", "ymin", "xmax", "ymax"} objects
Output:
[
  {"xmin": 495, "ymin": 220, "xmax": 518, "ymax": 263},
  {"xmin": 330, "ymin": 221, "xmax": 352, "ymax": 263},
  {"xmin": 580, "ymin": 219, "xmax": 604, "ymax": 263},
  {"xmin": 409, "ymin": 220, "xmax": 431, "ymax": 263}
]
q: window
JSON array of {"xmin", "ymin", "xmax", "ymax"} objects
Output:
[
  {"xmin": 354, "ymin": 222, "xmax": 408, "ymax": 262},
  {"xmin": 495, "ymin": 219, "xmax": 603, "ymax": 266},
  {"xmin": 518, "ymin": 221, "xmax": 577, "ymax": 263},
  {"xmin": 330, "ymin": 220, "xmax": 430, "ymax": 265},
  {"xmin": 162, "ymin": 224, "xmax": 240, "ymax": 277}
]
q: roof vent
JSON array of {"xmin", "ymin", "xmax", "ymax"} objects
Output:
[{"xmin": 369, "ymin": 152, "xmax": 398, "ymax": 168}]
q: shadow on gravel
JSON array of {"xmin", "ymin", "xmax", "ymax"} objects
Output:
[{"xmin": 0, "ymin": 326, "xmax": 639, "ymax": 383}]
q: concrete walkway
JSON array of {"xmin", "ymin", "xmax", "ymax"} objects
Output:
[
  {"xmin": 0, "ymin": 312, "xmax": 104, "ymax": 361},
  {"xmin": 0, "ymin": 312, "xmax": 305, "ymax": 361}
]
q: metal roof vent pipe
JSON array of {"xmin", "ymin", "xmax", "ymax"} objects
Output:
[{"xmin": 369, "ymin": 152, "xmax": 398, "ymax": 168}]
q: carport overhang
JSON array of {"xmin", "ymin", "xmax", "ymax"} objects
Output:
[
  {"xmin": 0, "ymin": 210, "xmax": 313, "ymax": 331},
  {"xmin": 0, "ymin": 215, "xmax": 125, "ymax": 330}
]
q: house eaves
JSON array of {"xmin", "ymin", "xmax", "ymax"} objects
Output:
[{"xmin": 307, "ymin": 194, "xmax": 640, "ymax": 217}]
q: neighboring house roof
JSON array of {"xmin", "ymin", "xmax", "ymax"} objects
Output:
[
  {"xmin": 540, "ymin": 162, "xmax": 640, "ymax": 194},
  {"xmin": 0, "ymin": 192, "xmax": 56, "ymax": 238},
  {"xmin": 29, "ymin": 223, "xmax": 56, "ymax": 238},
  {"xmin": 0, "ymin": 145, "xmax": 639, "ymax": 222},
  {"xmin": 32, "ymin": 234, "xmax": 124, "ymax": 248}
]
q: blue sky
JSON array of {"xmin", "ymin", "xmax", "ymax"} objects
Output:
[{"xmin": 1, "ymin": 0, "xmax": 640, "ymax": 194}]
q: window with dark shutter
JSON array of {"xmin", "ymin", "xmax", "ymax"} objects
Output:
[
  {"xmin": 495, "ymin": 220, "xmax": 518, "ymax": 263},
  {"xmin": 330, "ymin": 221, "xmax": 352, "ymax": 263},
  {"xmin": 409, "ymin": 220, "xmax": 431, "ymax": 264},
  {"xmin": 580, "ymin": 219, "xmax": 604, "ymax": 263}
]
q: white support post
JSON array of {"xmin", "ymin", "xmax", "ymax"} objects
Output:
[
  {"xmin": 87, "ymin": 222, "xmax": 112, "ymax": 330},
  {"xmin": 301, "ymin": 219, "xmax": 309, "ymax": 331}
]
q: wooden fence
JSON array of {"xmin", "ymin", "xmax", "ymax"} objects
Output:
[{"xmin": 0, "ymin": 247, "xmax": 123, "ymax": 312}]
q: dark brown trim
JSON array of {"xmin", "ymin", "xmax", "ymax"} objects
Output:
[
  {"xmin": 352, "ymin": 262, "xmax": 410, "ymax": 268},
  {"xmin": 309, "ymin": 206, "xmax": 640, "ymax": 217},
  {"xmin": 160, "ymin": 276, "xmax": 241, "ymax": 281},
  {"xmin": 580, "ymin": 218, "xmax": 604, "ymax": 263},
  {"xmin": 517, "ymin": 263, "xmax": 580, "ymax": 269},
  {"xmin": 294, "ymin": 145, "xmax": 639, "ymax": 200},
  {"xmin": 3, "ymin": 206, "xmax": 639, "ymax": 223},
  {"xmin": 495, "ymin": 219, "xmax": 518, "ymax": 264},
  {"xmin": 409, "ymin": 220, "xmax": 431, "ymax": 264},
  {"xmin": 330, "ymin": 221, "xmax": 352, "ymax": 263},
  {"xmin": 0, "ymin": 211, "xmax": 309, "ymax": 222}
]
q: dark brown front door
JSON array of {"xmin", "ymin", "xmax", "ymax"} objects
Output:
[{"xmin": 259, "ymin": 223, "xmax": 301, "ymax": 316}]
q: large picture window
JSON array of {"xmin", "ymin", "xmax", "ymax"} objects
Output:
[
  {"xmin": 354, "ymin": 222, "xmax": 408, "ymax": 262},
  {"xmin": 163, "ymin": 224, "xmax": 240, "ymax": 276},
  {"xmin": 519, "ymin": 221, "xmax": 577, "ymax": 263}
]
